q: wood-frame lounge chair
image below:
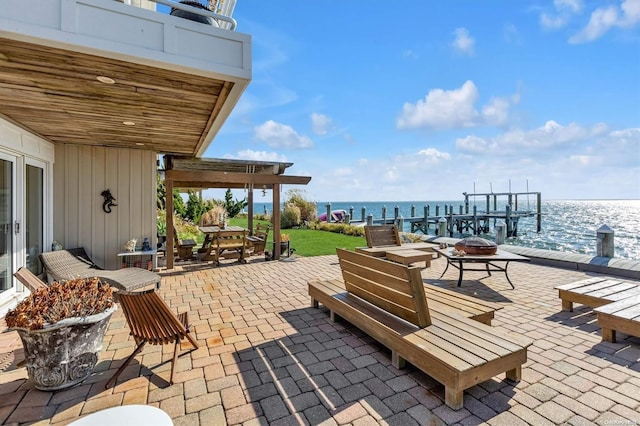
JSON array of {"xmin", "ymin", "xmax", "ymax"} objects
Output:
[
  {"xmin": 13, "ymin": 267, "xmax": 48, "ymax": 293},
  {"xmin": 105, "ymin": 289, "xmax": 198, "ymax": 388},
  {"xmin": 39, "ymin": 248, "xmax": 161, "ymax": 292}
]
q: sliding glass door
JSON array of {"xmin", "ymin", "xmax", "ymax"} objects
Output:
[
  {"xmin": 25, "ymin": 162, "xmax": 44, "ymax": 275},
  {"xmin": 0, "ymin": 154, "xmax": 16, "ymax": 299},
  {"xmin": 0, "ymin": 154, "xmax": 46, "ymax": 303}
]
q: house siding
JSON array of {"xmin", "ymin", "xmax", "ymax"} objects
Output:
[{"xmin": 53, "ymin": 144, "xmax": 156, "ymax": 270}]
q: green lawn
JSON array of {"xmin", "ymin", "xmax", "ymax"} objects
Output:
[{"xmin": 228, "ymin": 217, "xmax": 366, "ymax": 256}]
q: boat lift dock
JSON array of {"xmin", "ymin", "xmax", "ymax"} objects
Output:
[{"xmin": 327, "ymin": 191, "xmax": 542, "ymax": 238}]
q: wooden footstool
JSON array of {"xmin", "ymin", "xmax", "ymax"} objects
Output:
[{"xmin": 386, "ymin": 249, "xmax": 431, "ymax": 268}]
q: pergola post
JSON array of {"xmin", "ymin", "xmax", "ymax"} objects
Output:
[
  {"xmin": 247, "ymin": 189, "xmax": 254, "ymax": 235},
  {"xmin": 166, "ymin": 179, "xmax": 175, "ymax": 270},
  {"xmin": 273, "ymin": 184, "xmax": 281, "ymax": 260}
]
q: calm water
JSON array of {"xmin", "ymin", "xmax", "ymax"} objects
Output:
[{"xmin": 254, "ymin": 199, "xmax": 640, "ymax": 261}]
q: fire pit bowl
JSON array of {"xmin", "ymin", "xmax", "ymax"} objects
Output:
[{"xmin": 454, "ymin": 237, "xmax": 497, "ymax": 255}]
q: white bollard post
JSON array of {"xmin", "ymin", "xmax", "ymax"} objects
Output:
[
  {"xmin": 437, "ymin": 217, "xmax": 447, "ymax": 237},
  {"xmin": 495, "ymin": 221, "xmax": 506, "ymax": 245},
  {"xmin": 596, "ymin": 225, "xmax": 615, "ymax": 258}
]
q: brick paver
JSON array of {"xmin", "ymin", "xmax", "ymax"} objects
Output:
[{"xmin": 1, "ymin": 254, "xmax": 639, "ymax": 425}]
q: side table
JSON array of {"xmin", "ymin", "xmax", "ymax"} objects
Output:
[
  {"xmin": 117, "ymin": 249, "xmax": 157, "ymax": 271},
  {"xmin": 386, "ymin": 249, "xmax": 432, "ymax": 268}
]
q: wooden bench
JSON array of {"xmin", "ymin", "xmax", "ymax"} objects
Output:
[
  {"xmin": 203, "ymin": 229, "xmax": 248, "ymax": 265},
  {"xmin": 556, "ymin": 277, "xmax": 640, "ymax": 342},
  {"xmin": 555, "ymin": 277, "xmax": 640, "ymax": 312},
  {"xmin": 594, "ymin": 295, "xmax": 640, "ymax": 343},
  {"xmin": 246, "ymin": 223, "xmax": 270, "ymax": 255},
  {"xmin": 310, "ymin": 278, "xmax": 501, "ymax": 326},
  {"xmin": 309, "ymin": 249, "xmax": 531, "ymax": 410}
]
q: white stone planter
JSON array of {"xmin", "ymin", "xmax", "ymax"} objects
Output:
[{"xmin": 13, "ymin": 305, "xmax": 117, "ymax": 391}]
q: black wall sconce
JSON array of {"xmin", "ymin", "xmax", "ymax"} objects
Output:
[{"xmin": 101, "ymin": 189, "xmax": 118, "ymax": 213}]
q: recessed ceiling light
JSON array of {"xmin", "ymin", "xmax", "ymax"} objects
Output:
[
  {"xmin": 122, "ymin": 121, "xmax": 136, "ymax": 126},
  {"xmin": 96, "ymin": 76, "xmax": 115, "ymax": 84},
  {"xmin": 135, "ymin": 143, "xmax": 145, "ymax": 146}
]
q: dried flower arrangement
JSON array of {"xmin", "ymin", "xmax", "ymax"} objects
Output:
[{"xmin": 5, "ymin": 277, "xmax": 114, "ymax": 331}]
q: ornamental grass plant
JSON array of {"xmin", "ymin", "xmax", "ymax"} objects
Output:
[{"xmin": 5, "ymin": 277, "xmax": 114, "ymax": 331}]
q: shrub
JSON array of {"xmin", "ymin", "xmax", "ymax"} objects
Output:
[
  {"xmin": 201, "ymin": 205, "xmax": 228, "ymax": 226},
  {"xmin": 5, "ymin": 278, "xmax": 114, "ymax": 331},
  {"xmin": 157, "ymin": 209, "xmax": 167, "ymax": 236},
  {"xmin": 285, "ymin": 189, "xmax": 317, "ymax": 222},
  {"xmin": 224, "ymin": 189, "xmax": 248, "ymax": 218},
  {"xmin": 281, "ymin": 203, "xmax": 302, "ymax": 229},
  {"xmin": 307, "ymin": 221, "xmax": 365, "ymax": 237}
]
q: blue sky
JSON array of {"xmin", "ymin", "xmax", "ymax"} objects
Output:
[{"xmin": 199, "ymin": 0, "xmax": 640, "ymax": 202}]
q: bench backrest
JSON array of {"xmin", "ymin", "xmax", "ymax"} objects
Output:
[
  {"xmin": 364, "ymin": 225, "xmax": 401, "ymax": 248},
  {"xmin": 214, "ymin": 229, "xmax": 247, "ymax": 250},
  {"xmin": 254, "ymin": 223, "xmax": 270, "ymax": 240},
  {"xmin": 336, "ymin": 248, "xmax": 431, "ymax": 327}
]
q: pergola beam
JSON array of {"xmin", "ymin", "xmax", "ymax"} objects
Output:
[{"xmin": 165, "ymin": 170, "xmax": 311, "ymax": 186}]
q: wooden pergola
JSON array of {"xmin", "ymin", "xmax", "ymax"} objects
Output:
[{"xmin": 163, "ymin": 155, "xmax": 311, "ymax": 269}]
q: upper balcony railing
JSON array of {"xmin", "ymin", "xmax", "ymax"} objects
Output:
[{"xmin": 119, "ymin": 0, "xmax": 237, "ymax": 30}]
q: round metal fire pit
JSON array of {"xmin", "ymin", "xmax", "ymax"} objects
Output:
[{"xmin": 454, "ymin": 237, "xmax": 497, "ymax": 255}]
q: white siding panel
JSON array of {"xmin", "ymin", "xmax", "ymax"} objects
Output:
[{"xmin": 53, "ymin": 144, "xmax": 156, "ymax": 270}]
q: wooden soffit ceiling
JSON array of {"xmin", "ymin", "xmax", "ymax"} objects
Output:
[{"xmin": 0, "ymin": 38, "xmax": 233, "ymax": 155}]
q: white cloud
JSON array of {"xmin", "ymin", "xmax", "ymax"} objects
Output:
[
  {"xmin": 397, "ymin": 81, "xmax": 479, "ymax": 129},
  {"xmin": 451, "ymin": 28, "xmax": 475, "ymax": 55},
  {"xmin": 556, "ymin": 0, "xmax": 583, "ymax": 13},
  {"xmin": 540, "ymin": 13, "xmax": 569, "ymax": 29},
  {"xmin": 455, "ymin": 120, "xmax": 610, "ymax": 155},
  {"xmin": 482, "ymin": 98, "xmax": 511, "ymax": 127},
  {"xmin": 305, "ymin": 125, "xmax": 639, "ymax": 201},
  {"xmin": 540, "ymin": 0, "xmax": 582, "ymax": 30},
  {"xmin": 569, "ymin": 154, "xmax": 593, "ymax": 166},
  {"xmin": 569, "ymin": 0, "xmax": 640, "ymax": 43},
  {"xmin": 402, "ymin": 49, "xmax": 419, "ymax": 59},
  {"xmin": 417, "ymin": 148, "xmax": 452, "ymax": 163},
  {"xmin": 310, "ymin": 113, "xmax": 332, "ymax": 136},
  {"xmin": 397, "ymin": 81, "xmax": 516, "ymax": 130},
  {"xmin": 254, "ymin": 120, "xmax": 314, "ymax": 149},
  {"xmin": 621, "ymin": 0, "xmax": 640, "ymax": 25},
  {"xmin": 503, "ymin": 23, "xmax": 522, "ymax": 44},
  {"xmin": 233, "ymin": 149, "xmax": 287, "ymax": 162},
  {"xmin": 570, "ymin": 6, "xmax": 619, "ymax": 43}
]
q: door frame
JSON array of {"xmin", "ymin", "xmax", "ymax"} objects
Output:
[{"xmin": 0, "ymin": 151, "xmax": 19, "ymax": 303}]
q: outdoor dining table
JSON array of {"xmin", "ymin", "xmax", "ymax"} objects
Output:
[
  {"xmin": 434, "ymin": 247, "xmax": 530, "ymax": 289},
  {"xmin": 198, "ymin": 225, "xmax": 248, "ymax": 262}
]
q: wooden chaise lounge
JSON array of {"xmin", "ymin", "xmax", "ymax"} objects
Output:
[
  {"xmin": 309, "ymin": 249, "xmax": 531, "ymax": 410},
  {"xmin": 40, "ymin": 247, "xmax": 161, "ymax": 292},
  {"xmin": 556, "ymin": 277, "xmax": 640, "ymax": 342}
]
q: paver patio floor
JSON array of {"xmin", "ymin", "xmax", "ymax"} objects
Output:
[{"xmin": 1, "ymin": 254, "xmax": 639, "ymax": 425}]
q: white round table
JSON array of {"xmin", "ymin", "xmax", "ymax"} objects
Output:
[{"xmin": 69, "ymin": 405, "xmax": 173, "ymax": 425}]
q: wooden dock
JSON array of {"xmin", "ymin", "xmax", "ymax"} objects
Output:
[{"xmin": 327, "ymin": 191, "xmax": 542, "ymax": 238}]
